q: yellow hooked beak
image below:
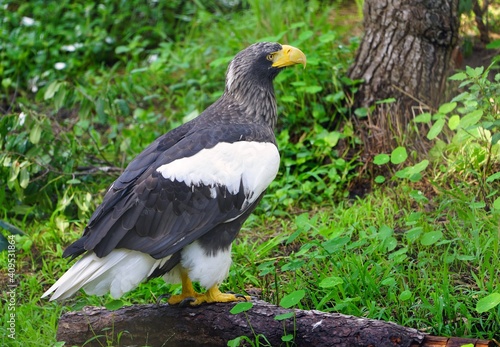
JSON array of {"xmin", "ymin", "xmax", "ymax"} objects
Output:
[{"xmin": 271, "ymin": 44, "xmax": 307, "ymax": 68}]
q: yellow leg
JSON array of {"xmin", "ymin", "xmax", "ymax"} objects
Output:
[
  {"xmin": 167, "ymin": 269, "xmax": 251, "ymax": 306},
  {"xmin": 167, "ymin": 269, "xmax": 202, "ymax": 305}
]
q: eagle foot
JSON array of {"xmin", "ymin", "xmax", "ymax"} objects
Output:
[
  {"xmin": 216, "ymin": 290, "xmax": 249, "ymax": 301},
  {"xmin": 167, "ymin": 286, "xmax": 250, "ymax": 306},
  {"xmin": 179, "ymin": 297, "xmax": 197, "ymax": 307},
  {"xmin": 156, "ymin": 293, "xmax": 171, "ymax": 306},
  {"xmin": 233, "ymin": 293, "xmax": 249, "ymax": 301}
]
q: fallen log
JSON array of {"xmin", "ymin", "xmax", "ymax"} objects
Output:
[{"xmin": 56, "ymin": 300, "xmax": 495, "ymax": 347}]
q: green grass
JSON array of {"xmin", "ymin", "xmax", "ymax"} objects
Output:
[
  {"xmin": 1, "ymin": 0, "xmax": 500, "ymax": 346},
  {"xmin": 232, "ymin": 185, "xmax": 500, "ymax": 337}
]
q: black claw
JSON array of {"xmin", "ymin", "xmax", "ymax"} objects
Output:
[
  {"xmin": 179, "ymin": 297, "xmax": 196, "ymax": 307},
  {"xmin": 234, "ymin": 293, "xmax": 248, "ymax": 301},
  {"xmin": 156, "ymin": 294, "xmax": 170, "ymax": 306}
]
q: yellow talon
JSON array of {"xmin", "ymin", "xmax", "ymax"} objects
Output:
[{"xmin": 167, "ymin": 269, "xmax": 250, "ymax": 306}]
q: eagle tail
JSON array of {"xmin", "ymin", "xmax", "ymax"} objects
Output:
[{"xmin": 42, "ymin": 249, "xmax": 167, "ymax": 300}]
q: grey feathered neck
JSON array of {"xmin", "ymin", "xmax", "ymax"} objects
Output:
[{"xmin": 222, "ymin": 42, "xmax": 283, "ymax": 129}]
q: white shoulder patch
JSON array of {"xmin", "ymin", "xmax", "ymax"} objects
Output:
[{"xmin": 157, "ymin": 141, "xmax": 279, "ymax": 205}]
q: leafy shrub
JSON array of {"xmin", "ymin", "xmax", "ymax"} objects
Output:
[
  {"xmin": 1, "ymin": 0, "xmax": 241, "ymax": 108},
  {"xmin": 373, "ymin": 58, "xmax": 500, "ymax": 208},
  {"xmin": 1, "ymin": 0, "xmax": 361, "ymax": 220}
]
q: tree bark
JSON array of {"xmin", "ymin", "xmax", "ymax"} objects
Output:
[
  {"xmin": 347, "ymin": 0, "xmax": 460, "ymax": 155},
  {"xmin": 472, "ymin": 0, "xmax": 490, "ymax": 44},
  {"xmin": 55, "ymin": 301, "xmax": 494, "ymax": 347}
]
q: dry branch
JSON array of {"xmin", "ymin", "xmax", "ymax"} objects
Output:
[{"xmin": 56, "ymin": 300, "xmax": 495, "ymax": 347}]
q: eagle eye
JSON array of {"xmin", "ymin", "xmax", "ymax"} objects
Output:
[{"xmin": 266, "ymin": 53, "xmax": 275, "ymax": 61}]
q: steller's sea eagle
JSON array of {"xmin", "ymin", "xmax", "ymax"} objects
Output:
[{"xmin": 42, "ymin": 42, "xmax": 306, "ymax": 306}]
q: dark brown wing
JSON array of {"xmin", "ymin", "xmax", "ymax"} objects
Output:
[{"xmin": 63, "ymin": 121, "xmax": 277, "ymax": 260}]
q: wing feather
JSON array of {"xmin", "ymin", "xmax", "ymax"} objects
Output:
[{"xmin": 64, "ymin": 122, "xmax": 279, "ymax": 260}]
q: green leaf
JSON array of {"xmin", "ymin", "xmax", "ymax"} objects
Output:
[
  {"xmin": 438, "ymin": 102, "xmax": 457, "ymax": 114},
  {"xmin": 391, "ymin": 146, "xmax": 408, "ymax": 165},
  {"xmin": 9, "ymin": 161, "xmax": 20, "ymax": 182},
  {"xmin": 409, "ymin": 189, "xmax": 428, "ymax": 203},
  {"xmin": 302, "ymin": 85, "xmax": 323, "ymax": 94},
  {"xmin": 230, "ymin": 302, "xmax": 253, "ymax": 314},
  {"xmin": 388, "ymin": 248, "xmax": 408, "ymax": 263},
  {"xmin": 319, "ymin": 32, "xmax": 337, "ymax": 43},
  {"xmin": 323, "ymin": 131, "xmax": 340, "ymax": 147},
  {"xmin": 491, "ymin": 133, "xmax": 500, "ymax": 145},
  {"xmin": 420, "ymin": 230, "xmax": 443, "ymax": 246},
  {"xmin": 354, "ymin": 107, "xmax": 368, "ymax": 118},
  {"xmin": 399, "ymin": 290, "xmax": 412, "ymax": 301},
  {"xmin": 466, "ymin": 65, "xmax": 484, "ymax": 78},
  {"xmin": 298, "ymin": 30, "xmax": 314, "ymax": 42},
  {"xmin": 406, "ymin": 227, "xmax": 423, "ymax": 243},
  {"xmin": 322, "ymin": 236, "xmax": 351, "ymax": 253},
  {"xmin": 20, "ymin": 238, "xmax": 33, "ymax": 252},
  {"xmin": 279, "ymin": 290, "xmax": 305, "ymax": 308},
  {"xmin": 44, "ymin": 81, "xmax": 62, "ymax": 100},
  {"xmin": 381, "ymin": 277, "xmax": 396, "ymax": 286},
  {"xmin": 449, "ymin": 72, "xmax": 467, "ymax": 81},
  {"xmin": 19, "ymin": 167, "xmax": 30, "ymax": 189},
  {"xmin": 29, "ymin": 124, "xmax": 42, "ymax": 145},
  {"xmin": 375, "ymin": 97, "xmax": 396, "ymax": 104},
  {"xmin": 66, "ymin": 178, "xmax": 82, "ymax": 185},
  {"xmin": 96, "ymin": 98, "xmax": 107, "ymax": 120},
  {"xmin": 394, "ymin": 160, "xmax": 429, "ymax": 179},
  {"xmin": 261, "ymin": 30, "xmax": 289, "ymax": 43},
  {"xmin": 486, "ymin": 39, "xmax": 500, "ymax": 49},
  {"xmin": 374, "ymin": 175, "xmax": 386, "ymax": 183},
  {"xmin": 448, "ymin": 115, "xmax": 460, "ymax": 130},
  {"xmin": 209, "ymin": 55, "xmax": 233, "ymax": 68},
  {"xmin": 410, "ymin": 160, "xmax": 429, "ymax": 174},
  {"xmin": 470, "ymin": 201, "xmax": 485, "ymax": 209},
  {"xmin": 286, "ymin": 229, "xmax": 303, "ymax": 245},
  {"xmin": 281, "ymin": 259, "xmax": 304, "ymax": 271},
  {"xmin": 476, "ymin": 293, "xmax": 500, "ymax": 313},
  {"xmin": 427, "ymin": 119, "xmax": 445, "ymax": 140},
  {"xmin": 281, "ymin": 95, "xmax": 296, "ymax": 103},
  {"xmin": 413, "ymin": 112, "xmax": 431, "ymax": 123},
  {"xmin": 105, "ymin": 299, "xmax": 124, "ymax": 311},
  {"xmin": 282, "ymin": 334, "xmax": 294, "ymax": 342},
  {"xmin": 2, "ymin": 78, "xmax": 12, "ymax": 88},
  {"xmin": 486, "ymin": 172, "xmax": 500, "ymax": 183},
  {"xmin": 115, "ymin": 99, "xmax": 130, "ymax": 116},
  {"xmin": 319, "ymin": 276, "xmax": 344, "ymax": 288},
  {"xmin": 493, "ymin": 197, "xmax": 500, "ymax": 210},
  {"xmin": 115, "ymin": 45, "xmax": 130, "ymax": 54},
  {"xmin": 459, "ymin": 109, "xmax": 483, "ymax": 129},
  {"xmin": 373, "ymin": 154, "xmax": 390, "ymax": 165},
  {"xmin": 53, "ymin": 87, "xmax": 67, "ymax": 110},
  {"xmin": 274, "ymin": 312, "xmax": 294, "ymax": 321},
  {"xmin": 227, "ymin": 337, "xmax": 243, "ymax": 347}
]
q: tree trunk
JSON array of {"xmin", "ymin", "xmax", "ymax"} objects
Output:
[
  {"xmin": 55, "ymin": 301, "xmax": 495, "ymax": 347},
  {"xmin": 472, "ymin": 0, "xmax": 490, "ymax": 44},
  {"xmin": 347, "ymin": 0, "xmax": 460, "ymax": 155}
]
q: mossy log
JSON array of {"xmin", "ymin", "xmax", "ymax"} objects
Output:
[{"xmin": 56, "ymin": 300, "xmax": 494, "ymax": 347}]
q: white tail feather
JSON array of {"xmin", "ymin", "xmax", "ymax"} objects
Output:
[{"xmin": 42, "ymin": 249, "xmax": 169, "ymax": 300}]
